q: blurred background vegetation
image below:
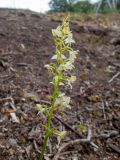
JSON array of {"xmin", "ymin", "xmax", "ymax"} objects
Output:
[{"xmin": 48, "ymin": 0, "xmax": 120, "ymax": 13}]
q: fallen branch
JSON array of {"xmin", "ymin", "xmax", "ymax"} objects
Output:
[
  {"xmin": 53, "ymin": 128, "xmax": 92, "ymax": 160},
  {"xmin": 108, "ymin": 144, "xmax": 120, "ymax": 155},
  {"xmin": 111, "ymin": 99, "xmax": 120, "ymax": 105},
  {"xmin": 0, "ymin": 97, "xmax": 13, "ymax": 104},
  {"xmin": 97, "ymin": 130, "xmax": 119, "ymax": 139},
  {"xmin": 108, "ymin": 72, "xmax": 120, "ymax": 83}
]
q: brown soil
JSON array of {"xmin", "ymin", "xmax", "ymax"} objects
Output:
[{"xmin": 0, "ymin": 9, "xmax": 120, "ymax": 160}]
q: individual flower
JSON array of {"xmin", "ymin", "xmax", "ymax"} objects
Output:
[
  {"xmin": 51, "ymin": 54, "xmax": 66, "ymax": 60},
  {"xmin": 64, "ymin": 61, "xmax": 74, "ymax": 70},
  {"xmin": 59, "ymin": 82, "xmax": 64, "ymax": 86},
  {"xmin": 35, "ymin": 104, "xmax": 47, "ymax": 115},
  {"xmin": 62, "ymin": 96, "xmax": 71, "ymax": 108},
  {"xmin": 53, "ymin": 130, "xmax": 67, "ymax": 138},
  {"xmin": 64, "ymin": 33, "xmax": 75, "ymax": 45},
  {"xmin": 69, "ymin": 76, "xmax": 76, "ymax": 83},
  {"xmin": 44, "ymin": 64, "xmax": 55, "ymax": 74},
  {"xmin": 66, "ymin": 76, "xmax": 76, "ymax": 89},
  {"xmin": 69, "ymin": 50, "xmax": 78, "ymax": 63},
  {"xmin": 44, "ymin": 64, "xmax": 53, "ymax": 70},
  {"xmin": 55, "ymin": 93, "xmax": 71, "ymax": 108},
  {"xmin": 52, "ymin": 26, "xmax": 62, "ymax": 37},
  {"xmin": 58, "ymin": 61, "xmax": 74, "ymax": 71}
]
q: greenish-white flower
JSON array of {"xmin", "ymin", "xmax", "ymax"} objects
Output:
[
  {"xmin": 36, "ymin": 104, "xmax": 46, "ymax": 114},
  {"xmin": 69, "ymin": 50, "xmax": 78, "ymax": 62},
  {"xmin": 67, "ymin": 76, "xmax": 76, "ymax": 89},
  {"xmin": 52, "ymin": 26, "xmax": 62, "ymax": 37},
  {"xmin": 63, "ymin": 96, "xmax": 71, "ymax": 108},
  {"xmin": 59, "ymin": 82, "xmax": 64, "ymax": 86},
  {"xmin": 44, "ymin": 64, "xmax": 53, "ymax": 70},
  {"xmin": 70, "ymin": 76, "xmax": 76, "ymax": 83},
  {"xmin": 53, "ymin": 130, "xmax": 67, "ymax": 138},
  {"xmin": 51, "ymin": 54, "xmax": 66, "ymax": 60},
  {"xmin": 64, "ymin": 61, "xmax": 74, "ymax": 70},
  {"xmin": 59, "ymin": 61, "xmax": 74, "ymax": 71},
  {"xmin": 55, "ymin": 93, "xmax": 71, "ymax": 108},
  {"xmin": 64, "ymin": 33, "xmax": 75, "ymax": 45}
]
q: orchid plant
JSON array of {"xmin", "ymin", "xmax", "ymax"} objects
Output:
[{"xmin": 39, "ymin": 17, "xmax": 78, "ymax": 160}]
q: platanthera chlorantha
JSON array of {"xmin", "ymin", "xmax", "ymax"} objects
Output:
[{"xmin": 39, "ymin": 17, "xmax": 78, "ymax": 160}]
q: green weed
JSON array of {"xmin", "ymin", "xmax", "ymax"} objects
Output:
[{"xmin": 39, "ymin": 17, "xmax": 78, "ymax": 160}]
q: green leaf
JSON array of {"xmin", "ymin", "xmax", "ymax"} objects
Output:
[{"xmin": 79, "ymin": 124, "xmax": 87, "ymax": 134}]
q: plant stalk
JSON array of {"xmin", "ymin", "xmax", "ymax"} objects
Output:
[{"xmin": 39, "ymin": 80, "xmax": 59, "ymax": 160}]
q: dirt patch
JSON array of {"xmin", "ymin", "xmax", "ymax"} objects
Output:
[{"xmin": 0, "ymin": 9, "xmax": 120, "ymax": 160}]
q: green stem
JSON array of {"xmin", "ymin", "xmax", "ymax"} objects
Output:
[{"xmin": 39, "ymin": 80, "xmax": 59, "ymax": 160}]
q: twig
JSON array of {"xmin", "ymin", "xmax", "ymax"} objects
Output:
[
  {"xmin": 101, "ymin": 99, "xmax": 107, "ymax": 120},
  {"xmin": 0, "ymin": 97, "xmax": 13, "ymax": 104},
  {"xmin": 1, "ymin": 75, "xmax": 15, "ymax": 82},
  {"xmin": 97, "ymin": 130, "xmax": 119, "ymax": 139},
  {"xmin": 108, "ymin": 144, "xmax": 120, "ymax": 155},
  {"xmin": 108, "ymin": 72, "xmax": 120, "ymax": 83},
  {"xmin": 0, "ymin": 53, "xmax": 13, "ymax": 56},
  {"xmin": 53, "ymin": 128, "xmax": 92, "ymax": 160},
  {"xmin": 33, "ymin": 140, "xmax": 40, "ymax": 153},
  {"xmin": 90, "ymin": 142, "xmax": 98, "ymax": 149},
  {"xmin": 111, "ymin": 99, "xmax": 120, "ymax": 105},
  {"xmin": 16, "ymin": 63, "xmax": 28, "ymax": 67}
]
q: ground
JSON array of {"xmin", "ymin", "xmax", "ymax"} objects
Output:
[{"xmin": 0, "ymin": 9, "xmax": 120, "ymax": 160}]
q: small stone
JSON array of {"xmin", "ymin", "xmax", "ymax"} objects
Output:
[{"xmin": 8, "ymin": 138, "xmax": 18, "ymax": 148}]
